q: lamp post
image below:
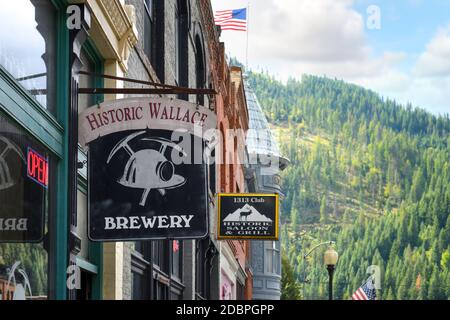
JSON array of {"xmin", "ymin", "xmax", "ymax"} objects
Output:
[
  {"xmin": 324, "ymin": 247, "xmax": 338, "ymax": 301},
  {"xmin": 303, "ymin": 241, "xmax": 338, "ymax": 300}
]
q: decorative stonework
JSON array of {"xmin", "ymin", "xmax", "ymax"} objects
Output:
[{"xmin": 97, "ymin": 0, "xmax": 139, "ymax": 71}]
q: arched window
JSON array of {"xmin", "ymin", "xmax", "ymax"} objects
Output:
[
  {"xmin": 220, "ymin": 123, "xmax": 226, "ymax": 192},
  {"xmin": 176, "ymin": 0, "xmax": 189, "ymax": 100},
  {"xmin": 195, "ymin": 33, "xmax": 206, "ymax": 106}
]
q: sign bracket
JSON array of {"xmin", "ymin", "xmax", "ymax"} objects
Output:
[{"xmin": 77, "ymin": 71, "xmax": 217, "ymax": 96}]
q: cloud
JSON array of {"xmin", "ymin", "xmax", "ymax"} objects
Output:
[
  {"xmin": 212, "ymin": 0, "xmax": 449, "ymax": 115},
  {"xmin": 250, "ymin": 0, "xmax": 369, "ymax": 62},
  {"xmin": 414, "ymin": 24, "xmax": 450, "ymax": 77}
]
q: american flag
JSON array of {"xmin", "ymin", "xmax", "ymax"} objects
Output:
[
  {"xmin": 352, "ymin": 276, "xmax": 377, "ymax": 300},
  {"xmin": 214, "ymin": 8, "xmax": 247, "ymax": 31}
]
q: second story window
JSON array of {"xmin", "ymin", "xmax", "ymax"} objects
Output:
[
  {"xmin": 176, "ymin": 0, "xmax": 189, "ymax": 100},
  {"xmin": 174, "ymin": 2, "xmax": 180, "ymax": 84},
  {"xmin": 143, "ymin": 0, "xmax": 154, "ymax": 65},
  {"xmin": 195, "ymin": 35, "xmax": 205, "ymax": 106}
]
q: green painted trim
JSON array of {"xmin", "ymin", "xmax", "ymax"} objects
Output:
[
  {"xmin": 54, "ymin": 0, "xmax": 70, "ymax": 300},
  {"xmin": 76, "ymin": 257, "xmax": 99, "ymax": 274},
  {"xmin": 89, "ymin": 242, "xmax": 103, "ymax": 299},
  {"xmin": 0, "ymin": 66, "xmax": 64, "ymax": 158},
  {"xmin": 77, "ymin": 178, "xmax": 87, "ymax": 194},
  {"xmin": 81, "ymin": 40, "xmax": 105, "ymax": 301}
]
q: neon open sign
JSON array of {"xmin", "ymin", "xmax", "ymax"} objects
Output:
[{"xmin": 27, "ymin": 147, "xmax": 48, "ymax": 188}]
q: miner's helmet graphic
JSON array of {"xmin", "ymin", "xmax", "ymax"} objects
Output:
[
  {"xmin": 0, "ymin": 136, "xmax": 25, "ymax": 191},
  {"xmin": 107, "ymin": 130, "xmax": 187, "ymax": 206}
]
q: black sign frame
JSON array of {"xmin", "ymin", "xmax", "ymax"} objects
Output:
[
  {"xmin": 87, "ymin": 129, "xmax": 209, "ymax": 242},
  {"xmin": 217, "ymin": 193, "xmax": 279, "ymax": 240}
]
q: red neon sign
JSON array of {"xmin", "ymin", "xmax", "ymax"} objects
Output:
[{"xmin": 27, "ymin": 148, "xmax": 48, "ymax": 188}]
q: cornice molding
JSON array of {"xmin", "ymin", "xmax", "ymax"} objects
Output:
[{"xmin": 94, "ymin": 0, "xmax": 138, "ymax": 71}]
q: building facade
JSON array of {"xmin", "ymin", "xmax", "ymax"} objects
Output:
[
  {"xmin": 118, "ymin": 0, "xmax": 224, "ymax": 301},
  {"xmin": 216, "ymin": 63, "xmax": 252, "ymax": 300},
  {"xmin": 0, "ymin": 0, "xmax": 259, "ymax": 301},
  {"xmin": 244, "ymin": 81, "xmax": 289, "ymax": 300},
  {"xmin": 0, "ymin": 0, "xmax": 135, "ymax": 299}
]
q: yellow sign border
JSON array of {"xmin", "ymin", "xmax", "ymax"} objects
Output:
[{"xmin": 217, "ymin": 193, "xmax": 279, "ymax": 240}]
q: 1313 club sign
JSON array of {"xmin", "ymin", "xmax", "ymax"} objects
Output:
[
  {"xmin": 217, "ymin": 194, "xmax": 279, "ymax": 240},
  {"xmin": 79, "ymin": 97, "xmax": 216, "ymax": 241}
]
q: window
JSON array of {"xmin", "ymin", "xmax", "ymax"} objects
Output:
[
  {"xmin": 0, "ymin": 114, "xmax": 52, "ymax": 299},
  {"xmin": 131, "ymin": 241, "xmax": 152, "ymax": 300},
  {"xmin": 152, "ymin": 240, "xmax": 168, "ymax": 273},
  {"xmin": 176, "ymin": 0, "xmax": 189, "ymax": 100},
  {"xmin": 265, "ymin": 241, "xmax": 280, "ymax": 274},
  {"xmin": 195, "ymin": 239, "xmax": 206, "ymax": 299},
  {"xmin": 220, "ymin": 124, "xmax": 226, "ymax": 192},
  {"xmin": 195, "ymin": 35, "xmax": 205, "ymax": 106},
  {"xmin": 78, "ymin": 50, "xmax": 98, "ymax": 113},
  {"xmin": 174, "ymin": 3, "xmax": 179, "ymax": 84},
  {"xmin": 132, "ymin": 271, "xmax": 145, "ymax": 300},
  {"xmin": 0, "ymin": 1, "xmax": 57, "ymax": 115},
  {"xmin": 195, "ymin": 238, "xmax": 217, "ymax": 299},
  {"xmin": 208, "ymin": 148, "xmax": 216, "ymax": 195},
  {"xmin": 127, "ymin": 238, "xmax": 185, "ymax": 300},
  {"xmin": 172, "ymin": 240, "xmax": 182, "ymax": 280},
  {"xmin": 143, "ymin": 0, "xmax": 154, "ymax": 65}
]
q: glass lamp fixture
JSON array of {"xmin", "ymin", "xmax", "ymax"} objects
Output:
[{"xmin": 324, "ymin": 247, "xmax": 339, "ymax": 266}]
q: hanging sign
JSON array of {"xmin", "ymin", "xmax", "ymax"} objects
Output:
[
  {"xmin": 217, "ymin": 193, "xmax": 279, "ymax": 240},
  {"xmin": 79, "ymin": 97, "xmax": 216, "ymax": 241},
  {"xmin": 0, "ymin": 116, "xmax": 48, "ymax": 243}
]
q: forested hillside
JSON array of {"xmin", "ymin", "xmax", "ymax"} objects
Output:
[{"xmin": 247, "ymin": 72, "xmax": 450, "ymax": 300}]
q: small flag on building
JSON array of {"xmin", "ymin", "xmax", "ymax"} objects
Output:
[
  {"xmin": 352, "ymin": 276, "xmax": 377, "ymax": 300},
  {"xmin": 214, "ymin": 8, "xmax": 247, "ymax": 31}
]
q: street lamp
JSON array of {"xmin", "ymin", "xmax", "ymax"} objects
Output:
[
  {"xmin": 324, "ymin": 246, "xmax": 338, "ymax": 301},
  {"xmin": 303, "ymin": 241, "xmax": 338, "ymax": 300}
]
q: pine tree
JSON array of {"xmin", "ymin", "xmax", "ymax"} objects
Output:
[
  {"xmin": 281, "ymin": 253, "xmax": 302, "ymax": 300},
  {"xmin": 428, "ymin": 267, "xmax": 443, "ymax": 300},
  {"xmin": 320, "ymin": 195, "xmax": 328, "ymax": 224}
]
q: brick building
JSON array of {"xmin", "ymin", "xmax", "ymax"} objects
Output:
[{"xmin": 216, "ymin": 62, "xmax": 252, "ymax": 300}]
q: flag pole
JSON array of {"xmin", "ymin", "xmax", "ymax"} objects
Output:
[{"xmin": 246, "ymin": 1, "xmax": 250, "ymax": 72}]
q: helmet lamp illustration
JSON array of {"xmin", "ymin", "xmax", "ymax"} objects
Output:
[{"xmin": 107, "ymin": 131, "xmax": 187, "ymax": 206}]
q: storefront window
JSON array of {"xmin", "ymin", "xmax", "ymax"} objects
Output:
[
  {"xmin": 265, "ymin": 241, "xmax": 280, "ymax": 274},
  {"xmin": 0, "ymin": 114, "xmax": 51, "ymax": 299},
  {"xmin": 131, "ymin": 241, "xmax": 152, "ymax": 300},
  {"xmin": 172, "ymin": 240, "xmax": 182, "ymax": 280},
  {"xmin": 0, "ymin": 1, "xmax": 57, "ymax": 115}
]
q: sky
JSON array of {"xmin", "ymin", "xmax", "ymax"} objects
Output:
[{"xmin": 211, "ymin": 0, "xmax": 450, "ymax": 116}]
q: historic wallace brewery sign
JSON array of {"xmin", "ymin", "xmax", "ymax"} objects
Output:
[
  {"xmin": 217, "ymin": 194, "xmax": 279, "ymax": 240},
  {"xmin": 79, "ymin": 97, "xmax": 216, "ymax": 241}
]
